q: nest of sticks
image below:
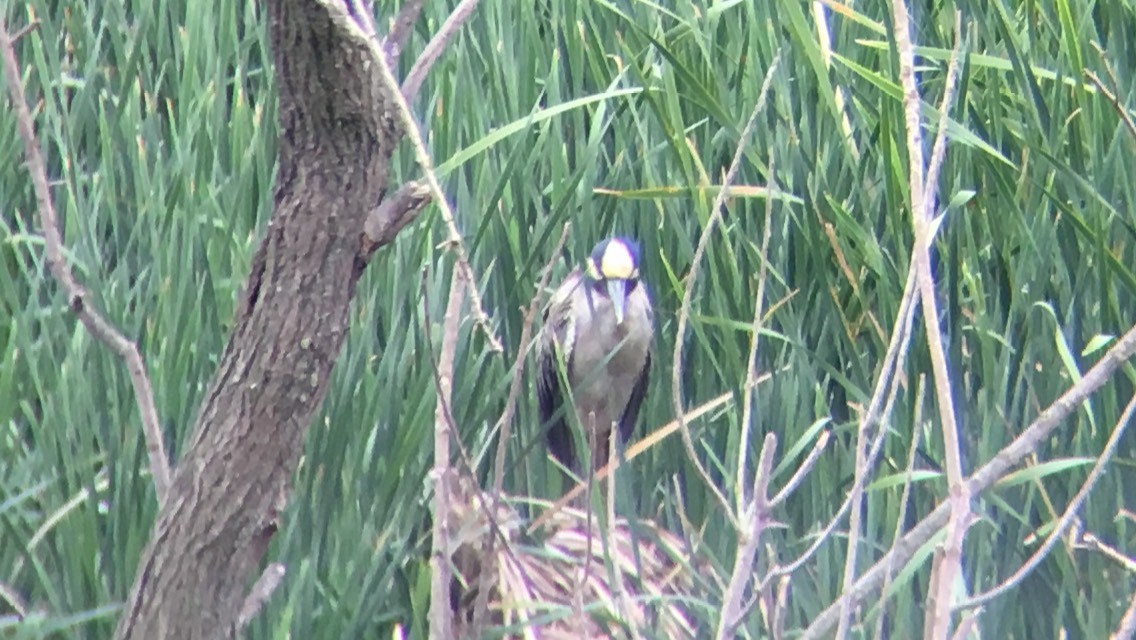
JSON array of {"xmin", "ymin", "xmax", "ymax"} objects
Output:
[{"xmin": 444, "ymin": 475, "xmax": 703, "ymax": 639}]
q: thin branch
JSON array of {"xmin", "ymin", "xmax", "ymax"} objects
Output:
[
  {"xmin": 1086, "ymin": 70, "xmax": 1136, "ymax": 142},
  {"xmin": 468, "ymin": 223, "xmax": 571, "ymax": 636},
  {"xmin": 736, "ymin": 154, "xmax": 777, "ymax": 512},
  {"xmin": 383, "ymin": 0, "xmax": 426, "ymax": 66},
  {"xmin": 672, "ymin": 52, "xmax": 782, "ymax": 531},
  {"xmin": 873, "ymin": 375, "xmax": 926, "ymax": 640},
  {"xmin": 759, "ymin": 266, "xmax": 921, "ymax": 592},
  {"xmin": 401, "ymin": 0, "xmax": 482, "ymax": 102},
  {"xmin": 1084, "ymin": 43, "xmax": 1136, "ymax": 142},
  {"xmin": 834, "ymin": 377, "xmax": 871, "ymax": 640},
  {"xmin": 428, "ymin": 266, "xmax": 467, "ymax": 640},
  {"xmin": 922, "ymin": 15, "xmax": 964, "ymax": 212},
  {"xmin": 767, "ymin": 429, "xmax": 831, "ymax": 509},
  {"xmin": 329, "ymin": 4, "xmax": 501, "ymax": 352},
  {"xmin": 362, "ymin": 179, "xmax": 433, "ymax": 253},
  {"xmin": 0, "ymin": 16, "xmax": 171, "ymax": 503},
  {"xmin": 956, "ymin": 392, "xmax": 1136, "ymax": 611},
  {"xmin": 716, "ymin": 433, "xmax": 778, "ymax": 640},
  {"xmin": 237, "ymin": 563, "xmax": 285, "ymax": 630},
  {"xmin": 801, "ymin": 318, "xmax": 1136, "ymax": 639},
  {"xmin": 950, "ymin": 612, "xmax": 980, "ymax": 640},
  {"xmin": 343, "ymin": 0, "xmax": 376, "ymax": 39},
  {"xmin": 891, "ymin": 5, "xmax": 966, "ymax": 636},
  {"xmin": 10, "ymin": 20, "xmax": 39, "ymax": 43},
  {"xmin": 419, "ymin": 270, "xmax": 530, "ymax": 637},
  {"xmin": 1078, "ymin": 532, "xmax": 1136, "ymax": 572}
]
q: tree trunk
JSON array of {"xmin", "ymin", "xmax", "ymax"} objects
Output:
[{"xmin": 115, "ymin": 1, "xmax": 406, "ymax": 637}]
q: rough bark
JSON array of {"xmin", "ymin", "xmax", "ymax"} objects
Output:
[{"xmin": 115, "ymin": 1, "xmax": 405, "ymax": 637}]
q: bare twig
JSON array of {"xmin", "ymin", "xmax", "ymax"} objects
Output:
[
  {"xmin": 237, "ymin": 563, "xmax": 285, "ymax": 630},
  {"xmin": 468, "ymin": 223, "xmax": 571, "ymax": 636},
  {"xmin": 383, "ymin": 0, "xmax": 426, "ymax": 66},
  {"xmin": 736, "ymin": 155, "xmax": 777, "ymax": 512},
  {"xmin": 0, "ymin": 16, "xmax": 172, "ymax": 503},
  {"xmin": 767, "ymin": 429, "xmax": 831, "ymax": 509},
  {"xmin": 759, "ymin": 267, "xmax": 921, "ymax": 592},
  {"xmin": 1086, "ymin": 70, "xmax": 1136, "ymax": 143},
  {"xmin": 10, "ymin": 20, "xmax": 39, "ymax": 43},
  {"xmin": 428, "ymin": 266, "xmax": 467, "ymax": 640},
  {"xmin": 891, "ymin": 5, "xmax": 966, "ymax": 636},
  {"xmin": 873, "ymin": 375, "xmax": 926, "ymax": 640},
  {"xmin": 834, "ymin": 375, "xmax": 871, "ymax": 640},
  {"xmin": 922, "ymin": 17, "xmax": 964, "ymax": 212},
  {"xmin": 716, "ymin": 433, "xmax": 777, "ymax": 640},
  {"xmin": 362, "ymin": 179, "xmax": 433, "ymax": 252},
  {"xmin": 1079, "ymin": 532, "xmax": 1136, "ymax": 572},
  {"xmin": 329, "ymin": 0, "xmax": 500, "ymax": 353},
  {"xmin": 956, "ymin": 393, "xmax": 1136, "ymax": 611},
  {"xmin": 402, "ymin": 0, "xmax": 482, "ymax": 102},
  {"xmin": 761, "ymin": 267, "xmax": 919, "ymax": 620},
  {"xmin": 420, "ymin": 270, "xmax": 531, "ymax": 640},
  {"xmin": 1084, "ymin": 43, "xmax": 1136, "ymax": 142},
  {"xmin": 802, "ymin": 319, "xmax": 1136, "ymax": 639},
  {"xmin": 672, "ymin": 52, "xmax": 782, "ymax": 530},
  {"xmin": 343, "ymin": 0, "xmax": 376, "ymax": 38},
  {"xmin": 950, "ymin": 612, "xmax": 980, "ymax": 640}
]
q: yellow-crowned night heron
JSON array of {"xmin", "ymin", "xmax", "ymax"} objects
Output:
[{"xmin": 537, "ymin": 236, "xmax": 653, "ymax": 476}]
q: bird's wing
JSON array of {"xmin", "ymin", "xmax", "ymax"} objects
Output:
[
  {"xmin": 618, "ymin": 283, "xmax": 654, "ymax": 443},
  {"xmin": 618, "ymin": 350, "xmax": 650, "ymax": 444},
  {"xmin": 538, "ymin": 270, "xmax": 583, "ymax": 470}
]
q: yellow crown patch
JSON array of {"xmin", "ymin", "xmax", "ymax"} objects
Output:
[{"xmin": 600, "ymin": 240, "xmax": 637, "ymax": 280}]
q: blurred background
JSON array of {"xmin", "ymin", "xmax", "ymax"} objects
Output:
[{"xmin": 2, "ymin": 0, "xmax": 1135, "ymax": 637}]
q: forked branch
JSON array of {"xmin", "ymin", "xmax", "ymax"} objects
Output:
[{"xmin": 0, "ymin": 15, "xmax": 171, "ymax": 504}]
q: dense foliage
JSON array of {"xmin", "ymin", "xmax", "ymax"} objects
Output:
[{"xmin": 2, "ymin": 0, "xmax": 1134, "ymax": 637}]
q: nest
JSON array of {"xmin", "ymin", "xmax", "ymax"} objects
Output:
[{"xmin": 444, "ymin": 475, "xmax": 701, "ymax": 639}]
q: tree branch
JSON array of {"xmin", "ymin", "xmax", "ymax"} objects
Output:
[
  {"xmin": 801, "ymin": 319, "xmax": 1136, "ymax": 639},
  {"xmin": 890, "ymin": 5, "xmax": 967, "ymax": 636},
  {"xmin": 113, "ymin": 0, "xmax": 461, "ymax": 634},
  {"xmin": 955, "ymin": 392, "xmax": 1136, "ymax": 611},
  {"xmin": 428, "ymin": 266, "xmax": 466, "ymax": 640},
  {"xmin": 671, "ymin": 51, "xmax": 782, "ymax": 531},
  {"xmin": 0, "ymin": 15, "xmax": 171, "ymax": 504},
  {"xmin": 716, "ymin": 433, "xmax": 777, "ymax": 640},
  {"xmin": 349, "ymin": 1, "xmax": 500, "ymax": 352},
  {"xmin": 361, "ymin": 179, "xmax": 432, "ymax": 255},
  {"xmin": 383, "ymin": 0, "xmax": 426, "ymax": 67},
  {"xmin": 236, "ymin": 563, "xmax": 285, "ymax": 631},
  {"xmin": 401, "ymin": 0, "xmax": 482, "ymax": 102}
]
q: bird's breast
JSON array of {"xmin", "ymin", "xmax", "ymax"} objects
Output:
[{"xmin": 571, "ymin": 289, "xmax": 652, "ymax": 381}]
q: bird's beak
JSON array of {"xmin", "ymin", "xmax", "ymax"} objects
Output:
[{"xmin": 607, "ymin": 279, "xmax": 628, "ymax": 325}]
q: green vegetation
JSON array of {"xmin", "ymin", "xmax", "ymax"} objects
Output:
[{"xmin": 3, "ymin": 0, "xmax": 1135, "ymax": 637}]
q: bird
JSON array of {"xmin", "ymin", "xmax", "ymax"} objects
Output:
[{"xmin": 537, "ymin": 236, "xmax": 654, "ymax": 480}]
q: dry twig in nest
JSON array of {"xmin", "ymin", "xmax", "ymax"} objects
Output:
[{"xmin": 446, "ymin": 477, "xmax": 702, "ymax": 639}]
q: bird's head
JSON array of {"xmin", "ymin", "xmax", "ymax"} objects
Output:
[{"xmin": 585, "ymin": 236, "xmax": 641, "ymax": 325}]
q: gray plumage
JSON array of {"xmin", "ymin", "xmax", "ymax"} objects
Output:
[{"xmin": 537, "ymin": 237, "xmax": 653, "ymax": 475}]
